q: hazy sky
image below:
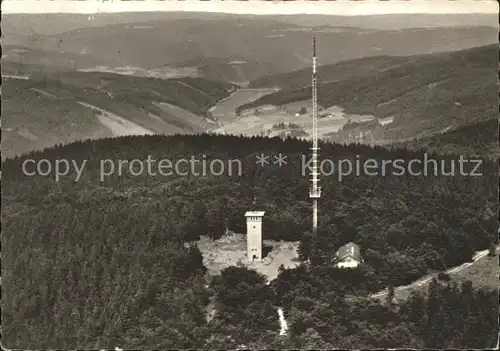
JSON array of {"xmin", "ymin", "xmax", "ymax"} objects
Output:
[{"xmin": 3, "ymin": 0, "xmax": 498, "ymax": 15}]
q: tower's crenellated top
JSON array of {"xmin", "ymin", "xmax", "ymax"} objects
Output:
[{"xmin": 245, "ymin": 211, "xmax": 265, "ymax": 217}]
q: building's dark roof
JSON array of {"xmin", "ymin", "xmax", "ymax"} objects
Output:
[{"xmin": 335, "ymin": 242, "xmax": 361, "ymax": 261}]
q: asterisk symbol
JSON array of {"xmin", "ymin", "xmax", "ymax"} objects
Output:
[
  {"xmin": 273, "ymin": 153, "xmax": 287, "ymax": 167},
  {"xmin": 256, "ymin": 153, "xmax": 270, "ymax": 167}
]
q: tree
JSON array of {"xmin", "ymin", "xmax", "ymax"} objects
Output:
[
  {"xmin": 186, "ymin": 244, "xmax": 207, "ymax": 275},
  {"xmin": 298, "ymin": 233, "xmax": 313, "ymax": 262},
  {"xmin": 386, "ymin": 283, "xmax": 395, "ymax": 306},
  {"xmin": 488, "ymin": 242, "xmax": 496, "ymax": 257},
  {"xmin": 437, "ymin": 272, "xmax": 451, "ymax": 281},
  {"xmin": 184, "ymin": 220, "xmax": 205, "ymax": 242},
  {"xmin": 278, "ymin": 264, "xmax": 286, "ymax": 274}
]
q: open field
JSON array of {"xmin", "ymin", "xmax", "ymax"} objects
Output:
[
  {"xmin": 451, "ymin": 252, "xmax": 499, "ymax": 290},
  {"xmin": 195, "ymin": 233, "xmax": 300, "ymax": 282},
  {"xmin": 212, "ymin": 99, "xmax": 376, "ymax": 138},
  {"xmin": 154, "ymin": 101, "xmax": 217, "ymax": 129},
  {"xmin": 209, "ymin": 88, "xmax": 280, "ymax": 123},
  {"xmin": 77, "ymin": 101, "xmax": 155, "ymax": 137},
  {"xmin": 78, "ymin": 65, "xmax": 200, "ymax": 79}
]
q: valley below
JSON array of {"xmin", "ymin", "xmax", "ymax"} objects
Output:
[
  {"xmin": 2, "ymin": 15, "xmax": 497, "ymax": 160},
  {"xmin": 209, "ymin": 93, "xmax": 378, "ymax": 140}
]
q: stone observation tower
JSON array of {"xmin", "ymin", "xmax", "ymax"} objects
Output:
[{"xmin": 245, "ymin": 211, "xmax": 265, "ymax": 261}]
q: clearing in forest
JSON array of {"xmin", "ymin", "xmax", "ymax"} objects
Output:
[{"xmin": 195, "ymin": 233, "xmax": 300, "ymax": 282}]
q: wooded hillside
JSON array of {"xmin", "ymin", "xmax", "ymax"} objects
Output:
[
  {"xmin": 238, "ymin": 45, "xmax": 497, "ymax": 143},
  {"xmin": 2, "ymin": 134, "xmax": 497, "ymax": 348}
]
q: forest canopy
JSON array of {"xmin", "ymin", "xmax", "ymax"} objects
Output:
[{"xmin": 2, "ymin": 134, "xmax": 497, "ymax": 349}]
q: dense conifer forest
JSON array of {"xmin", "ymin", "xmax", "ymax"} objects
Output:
[
  {"xmin": 2, "ymin": 134, "xmax": 497, "ymax": 348},
  {"xmin": 396, "ymin": 118, "xmax": 499, "ymax": 158}
]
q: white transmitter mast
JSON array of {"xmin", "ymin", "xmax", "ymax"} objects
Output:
[{"xmin": 309, "ymin": 36, "xmax": 322, "ymax": 238}]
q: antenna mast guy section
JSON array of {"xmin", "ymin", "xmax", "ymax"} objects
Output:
[{"xmin": 309, "ymin": 37, "xmax": 322, "ymax": 236}]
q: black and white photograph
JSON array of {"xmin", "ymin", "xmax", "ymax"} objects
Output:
[{"xmin": 1, "ymin": 0, "xmax": 499, "ymax": 349}]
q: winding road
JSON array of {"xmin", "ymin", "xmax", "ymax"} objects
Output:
[{"xmin": 370, "ymin": 248, "xmax": 494, "ymax": 299}]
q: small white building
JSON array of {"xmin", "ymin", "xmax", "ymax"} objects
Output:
[
  {"xmin": 245, "ymin": 211, "xmax": 265, "ymax": 261},
  {"xmin": 335, "ymin": 242, "xmax": 362, "ymax": 268}
]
